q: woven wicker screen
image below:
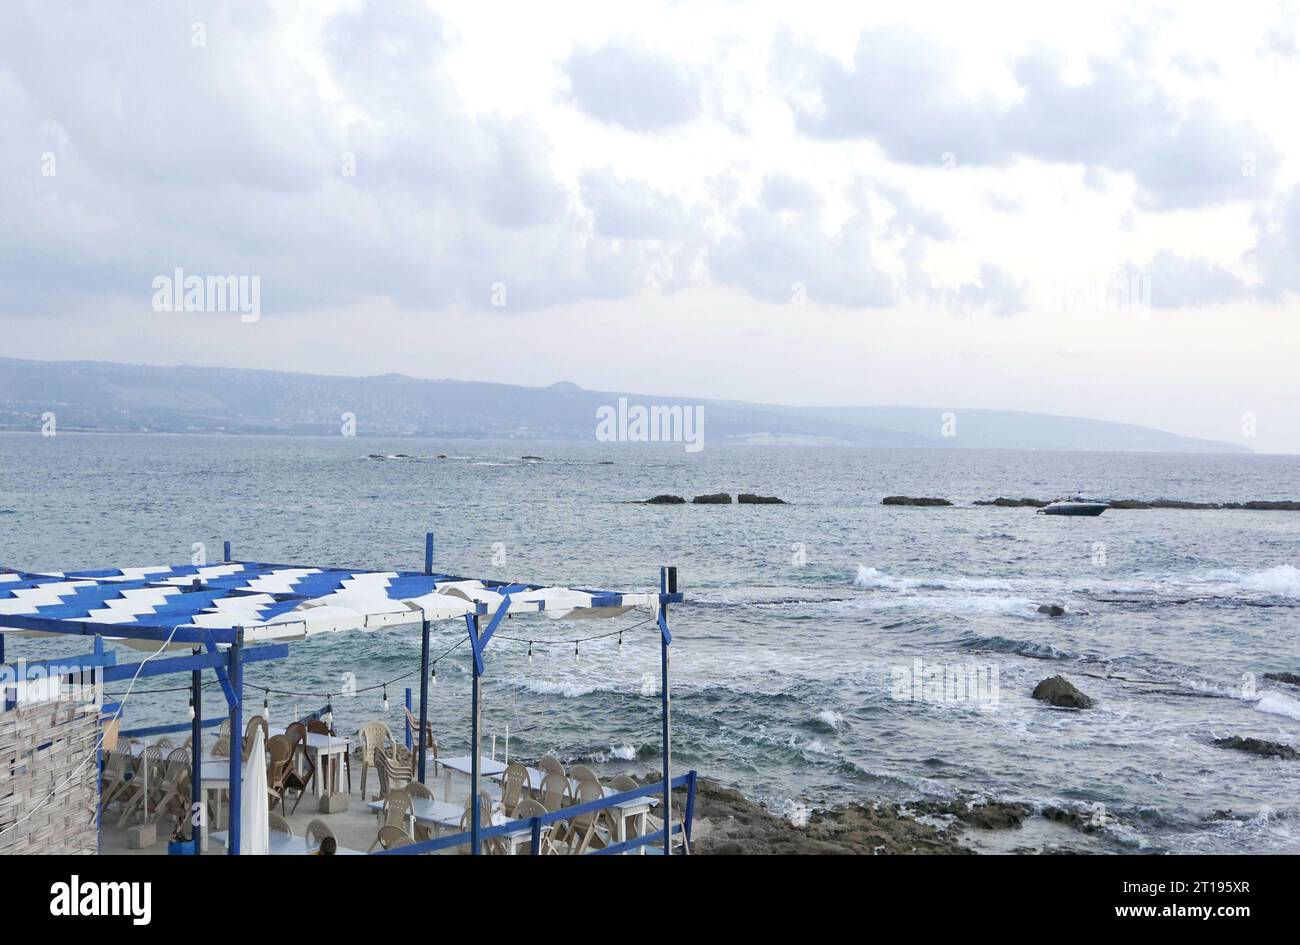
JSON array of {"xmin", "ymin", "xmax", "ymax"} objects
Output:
[{"xmin": 0, "ymin": 701, "xmax": 99, "ymax": 855}]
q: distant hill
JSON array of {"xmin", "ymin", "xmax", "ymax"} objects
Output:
[{"xmin": 0, "ymin": 357, "xmax": 1248, "ymax": 453}]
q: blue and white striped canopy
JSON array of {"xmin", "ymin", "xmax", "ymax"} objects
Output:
[{"xmin": 0, "ymin": 562, "xmax": 654, "ymax": 650}]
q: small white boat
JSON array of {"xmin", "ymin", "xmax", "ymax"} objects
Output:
[{"xmin": 1038, "ymin": 496, "xmax": 1108, "ymax": 517}]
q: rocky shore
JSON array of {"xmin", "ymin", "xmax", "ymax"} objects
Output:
[
  {"xmin": 687, "ymin": 779, "xmax": 1113, "ymax": 854},
  {"xmin": 886, "ymin": 495, "xmax": 1300, "ymax": 510}
]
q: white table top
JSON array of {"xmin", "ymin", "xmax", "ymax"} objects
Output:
[
  {"xmin": 208, "ymin": 830, "xmax": 362, "ymax": 855},
  {"xmin": 368, "ymin": 796, "xmax": 465, "ymax": 828},
  {"xmin": 437, "ymin": 755, "xmax": 507, "ymax": 777}
]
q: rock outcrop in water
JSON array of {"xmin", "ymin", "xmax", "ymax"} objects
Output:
[
  {"xmin": 1032, "ymin": 675, "xmax": 1094, "ymax": 709},
  {"xmin": 1212, "ymin": 736, "xmax": 1298, "ymax": 760},
  {"xmin": 974, "ymin": 497, "xmax": 1050, "ymax": 508},
  {"xmin": 1036, "ymin": 604, "xmax": 1067, "ymax": 617},
  {"xmin": 693, "ymin": 493, "xmax": 732, "ymax": 504},
  {"xmin": 1264, "ymin": 671, "xmax": 1300, "ymax": 687},
  {"xmin": 644, "ymin": 494, "xmax": 686, "ymax": 504},
  {"xmin": 882, "ymin": 496, "xmax": 953, "ymax": 506},
  {"xmin": 738, "ymin": 493, "xmax": 786, "ymax": 504}
]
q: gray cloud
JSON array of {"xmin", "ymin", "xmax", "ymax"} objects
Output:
[
  {"xmin": 775, "ymin": 27, "xmax": 1276, "ymax": 210},
  {"xmin": 951, "ymin": 264, "xmax": 1028, "ymax": 316},
  {"xmin": 0, "ymin": 1, "xmax": 678, "ymax": 316},
  {"xmin": 1137, "ymin": 250, "xmax": 1249, "ymax": 309},
  {"xmin": 562, "ymin": 40, "xmax": 701, "ymax": 131}
]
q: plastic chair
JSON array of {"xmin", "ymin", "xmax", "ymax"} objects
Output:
[
  {"xmin": 538, "ymin": 755, "xmax": 564, "ymax": 777},
  {"xmin": 305, "ymin": 819, "xmax": 333, "ymax": 850},
  {"xmin": 568, "ymin": 763, "xmax": 598, "ymax": 784},
  {"xmin": 269, "ymin": 811, "xmax": 294, "ymax": 837},
  {"xmin": 369, "ymin": 824, "xmax": 413, "ymax": 852},
  {"xmin": 265, "ymin": 734, "xmax": 293, "ymax": 809},
  {"xmin": 500, "ymin": 762, "xmax": 531, "ymax": 817}
]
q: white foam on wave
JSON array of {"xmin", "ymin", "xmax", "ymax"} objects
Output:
[
  {"xmin": 1188, "ymin": 564, "xmax": 1300, "ymax": 598},
  {"xmin": 1254, "ymin": 691, "xmax": 1300, "ymax": 722},
  {"xmin": 610, "ymin": 743, "xmax": 637, "ymax": 761},
  {"xmin": 511, "ymin": 677, "xmax": 599, "ymax": 699},
  {"xmin": 853, "ymin": 566, "xmax": 1013, "ymax": 592},
  {"xmin": 817, "ymin": 708, "xmax": 846, "ymax": 730}
]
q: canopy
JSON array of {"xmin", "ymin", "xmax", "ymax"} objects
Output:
[{"xmin": 0, "ymin": 561, "xmax": 655, "ymax": 651}]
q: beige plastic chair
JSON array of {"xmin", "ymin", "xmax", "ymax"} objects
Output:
[
  {"xmin": 100, "ymin": 751, "xmax": 131, "ymax": 809},
  {"xmin": 269, "ymin": 811, "xmax": 294, "ymax": 837},
  {"xmin": 116, "ymin": 746, "xmax": 164, "ymax": 828},
  {"xmin": 211, "ymin": 719, "xmax": 232, "ymax": 758},
  {"xmin": 357, "ymin": 720, "xmax": 398, "ymax": 797},
  {"xmin": 539, "ymin": 770, "xmax": 571, "ymax": 814},
  {"xmin": 402, "ymin": 705, "xmax": 440, "ymax": 776},
  {"xmin": 369, "ymin": 824, "xmax": 413, "ymax": 852},
  {"xmin": 381, "ymin": 787, "xmax": 412, "ymax": 830},
  {"xmin": 608, "ymin": 774, "xmax": 643, "ymax": 843},
  {"xmin": 375, "ymin": 744, "xmax": 413, "ymax": 797},
  {"xmin": 512, "ymin": 798, "xmax": 554, "ymax": 855},
  {"xmin": 569, "ymin": 763, "xmax": 598, "ymax": 784},
  {"xmin": 243, "ymin": 715, "xmax": 269, "ymax": 760},
  {"xmin": 404, "ymin": 781, "xmax": 435, "ymax": 840},
  {"xmin": 565, "ymin": 778, "xmax": 609, "ymax": 854},
  {"xmin": 499, "ymin": 762, "xmax": 531, "ymax": 817},
  {"xmin": 305, "ymin": 819, "xmax": 334, "ymax": 851},
  {"xmin": 538, "ymin": 755, "xmax": 564, "ymax": 777},
  {"xmin": 458, "ymin": 792, "xmax": 505, "ymax": 855},
  {"xmin": 146, "ymin": 749, "xmax": 193, "ymax": 829}
]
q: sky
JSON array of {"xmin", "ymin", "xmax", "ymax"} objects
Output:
[{"xmin": 2, "ymin": 1, "xmax": 1299, "ymax": 451}]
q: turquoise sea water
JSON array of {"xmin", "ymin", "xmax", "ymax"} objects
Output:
[{"xmin": 1, "ymin": 432, "xmax": 1298, "ymax": 852}]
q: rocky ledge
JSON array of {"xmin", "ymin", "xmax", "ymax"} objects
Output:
[
  {"xmin": 1212, "ymin": 736, "xmax": 1298, "ymax": 760},
  {"xmin": 1032, "ymin": 675, "xmax": 1094, "ymax": 709},
  {"xmin": 882, "ymin": 496, "xmax": 953, "ymax": 507}
]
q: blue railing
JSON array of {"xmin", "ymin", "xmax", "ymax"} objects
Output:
[{"xmin": 372, "ymin": 771, "xmax": 697, "ymax": 855}]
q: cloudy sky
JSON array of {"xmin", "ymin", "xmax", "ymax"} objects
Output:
[{"xmin": 2, "ymin": 1, "xmax": 1299, "ymax": 451}]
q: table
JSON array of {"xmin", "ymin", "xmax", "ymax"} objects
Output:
[
  {"xmin": 270, "ymin": 727, "xmax": 351, "ymax": 797},
  {"xmin": 366, "ymin": 795, "xmax": 544, "ymax": 854},
  {"xmin": 208, "ymin": 830, "xmax": 362, "ymax": 856}
]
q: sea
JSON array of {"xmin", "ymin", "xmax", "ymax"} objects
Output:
[{"xmin": 1, "ymin": 432, "xmax": 1298, "ymax": 853}]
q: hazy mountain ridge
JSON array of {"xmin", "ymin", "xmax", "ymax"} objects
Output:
[{"xmin": 0, "ymin": 357, "xmax": 1247, "ymax": 453}]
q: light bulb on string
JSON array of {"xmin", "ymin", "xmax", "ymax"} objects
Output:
[
  {"xmin": 431, "ymin": 663, "xmax": 437, "ymax": 687},
  {"xmin": 383, "ymin": 685, "xmax": 389, "ymax": 712},
  {"xmin": 323, "ymin": 701, "xmax": 333, "ymax": 727},
  {"xmin": 574, "ymin": 641, "xmax": 579, "ymax": 665},
  {"xmin": 263, "ymin": 690, "xmax": 270, "ymax": 723},
  {"xmin": 188, "ymin": 697, "xmax": 195, "ymax": 721},
  {"xmin": 527, "ymin": 642, "xmax": 533, "ymax": 665}
]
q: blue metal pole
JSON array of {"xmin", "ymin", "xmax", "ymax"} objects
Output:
[
  {"xmin": 191, "ymin": 647, "xmax": 202, "ymax": 855},
  {"xmin": 94, "ymin": 636, "xmax": 103, "ymax": 853},
  {"xmin": 424, "ymin": 532, "xmax": 434, "ymax": 575},
  {"xmin": 470, "ymin": 613, "xmax": 481, "ymax": 856},
  {"xmin": 227, "ymin": 628, "xmax": 243, "ymax": 855},
  {"xmin": 223, "ymin": 541, "xmax": 232, "ymax": 563},
  {"xmin": 660, "ymin": 567, "xmax": 672, "ymax": 856},
  {"xmin": 404, "ymin": 688, "xmax": 413, "ymax": 751},
  {"xmin": 418, "ymin": 620, "xmax": 430, "ymax": 783}
]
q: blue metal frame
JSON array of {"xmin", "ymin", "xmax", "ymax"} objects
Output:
[
  {"xmin": 372, "ymin": 774, "xmax": 697, "ymax": 855},
  {"xmin": 1, "ymin": 534, "xmax": 685, "ymax": 858}
]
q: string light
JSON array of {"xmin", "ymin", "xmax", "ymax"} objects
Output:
[
  {"xmin": 382, "ymin": 685, "xmax": 389, "ymax": 712},
  {"xmin": 527, "ymin": 642, "xmax": 533, "ymax": 664},
  {"xmin": 431, "ymin": 663, "xmax": 437, "ymax": 687},
  {"xmin": 322, "ymin": 701, "xmax": 333, "ymax": 727},
  {"xmin": 262, "ymin": 690, "xmax": 269, "ymax": 723},
  {"xmin": 574, "ymin": 641, "xmax": 579, "ymax": 665},
  {"xmin": 188, "ymin": 696, "xmax": 195, "ymax": 721}
]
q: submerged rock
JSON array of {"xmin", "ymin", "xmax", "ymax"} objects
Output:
[
  {"xmin": 521, "ymin": 455, "xmax": 543, "ymax": 460},
  {"xmin": 645, "ymin": 494, "xmax": 686, "ymax": 504},
  {"xmin": 1037, "ymin": 604, "xmax": 1067, "ymax": 617},
  {"xmin": 1264, "ymin": 671, "xmax": 1300, "ymax": 687},
  {"xmin": 974, "ymin": 497, "xmax": 1050, "ymax": 508},
  {"xmin": 882, "ymin": 496, "xmax": 952, "ymax": 507},
  {"xmin": 693, "ymin": 493, "xmax": 732, "ymax": 504},
  {"xmin": 738, "ymin": 493, "xmax": 786, "ymax": 504},
  {"xmin": 1032, "ymin": 675, "xmax": 1094, "ymax": 709},
  {"xmin": 1212, "ymin": 736, "xmax": 1298, "ymax": 760}
]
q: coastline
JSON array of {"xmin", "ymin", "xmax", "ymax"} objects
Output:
[{"xmin": 687, "ymin": 780, "xmax": 1113, "ymax": 855}]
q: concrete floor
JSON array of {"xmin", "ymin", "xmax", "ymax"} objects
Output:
[{"xmin": 100, "ymin": 754, "xmax": 482, "ymax": 856}]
